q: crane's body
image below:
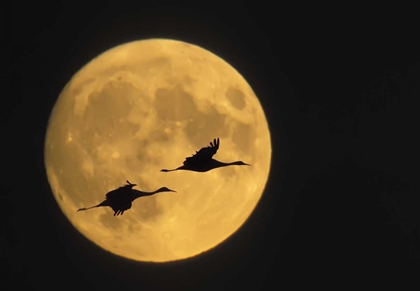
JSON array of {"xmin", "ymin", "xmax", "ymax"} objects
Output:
[
  {"xmin": 77, "ymin": 181, "xmax": 176, "ymax": 216},
  {"xmin": 161, "ymin": 138, "xmax": 250, "ymax": 173}
]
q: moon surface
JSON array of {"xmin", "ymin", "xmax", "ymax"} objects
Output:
[{"xmin": 44, "ymin": 39, "xmax": 271, "ymax": 262}]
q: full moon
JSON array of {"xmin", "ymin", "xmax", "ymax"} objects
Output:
[{"xmin": 44, "ymin": 39, "xmax": 271, "ymax": 262}]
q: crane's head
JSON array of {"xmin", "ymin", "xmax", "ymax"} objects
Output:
[
  {"xmin": 233, "ymin": 161, "xmax": 251, "ymax": 166},
  {"xmin": 157, "ymin": 187, "xmax": 177, "ymax": 193}
]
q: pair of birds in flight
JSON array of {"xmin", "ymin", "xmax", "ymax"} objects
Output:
[{"xmin": 77, "ymin": 138, "xmax": 250, "ymax": 216}]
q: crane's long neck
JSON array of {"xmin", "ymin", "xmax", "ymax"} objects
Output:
[
  {"xmin": 218, "ymin": 161, "xmax": 236, "ymax": 167},
  {"xmin": 132, "ymin": 189, "xmax": 160, "ymax": 199},
  {"xmin": 214, "ymin": 160, "xmax": 247, "ymax": 168}
]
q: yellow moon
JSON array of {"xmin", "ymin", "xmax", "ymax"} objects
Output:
[{"xmin": 44, "ymin": 38, "xmax": 271, "ymax": 262}]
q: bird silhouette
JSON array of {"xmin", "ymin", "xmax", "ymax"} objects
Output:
[
  {"xmin": 77, "ymin": 180, "xmax": 176, "ymax": 216},
  {"xmin": 161, "ymin": 138, "xmax": 251, "ymax": 173}
]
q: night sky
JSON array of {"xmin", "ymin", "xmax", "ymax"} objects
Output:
[{"xmin": 2, "ymin": 1, "xmax": 419, "ymax": 289}]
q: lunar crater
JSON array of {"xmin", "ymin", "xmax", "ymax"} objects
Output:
[
  {"xmin": 226, "ymin": 87, "xmax": 246, "ymax": 110},
  {"xmin": 154, "ymin": 84, "xmax": 197, "ymax": 121}
]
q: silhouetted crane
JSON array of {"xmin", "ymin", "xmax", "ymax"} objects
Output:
[
  {"xmin": 161, "ymin": 138, "xmax": 250, "ymax": 173},
  {"xmin": 77, "ymin": 180, "xmax": 176, "ymax": 216}
]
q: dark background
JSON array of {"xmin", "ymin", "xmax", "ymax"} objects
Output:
[{"xmin": 2, "ymin": 1, "xmax": 419, "ymax": 289}]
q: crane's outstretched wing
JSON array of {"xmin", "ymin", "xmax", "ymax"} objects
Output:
[
  {"xmin": 183, "ymin": 138, "xmax": 220, "ymax": 166},
  {"xmin": 111, "ymin": 201, "xmax": 132, "ymax": 216}
]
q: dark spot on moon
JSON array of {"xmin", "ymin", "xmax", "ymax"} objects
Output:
[
  {"xmin": 226, "ymin": 87, "xmax": 246, "ymax": 110},
  {"xmin": 142, "ymin": 57, "xmax": 171, "ymax": 74},
  {"xmin": 182, "ymin": 75, "xmax": 197, "ymax": 86},
  {"xmin": 48, "ymin": 153, "xmax": 91, "ymax": 203},
  {"xmin": 154, "ymin": 84, "xmax": 197, "ymax": 121},
  {"xmin": 220, "ymin": 166, "xmax": 236, "ymax": 178},
  {"xmin": 82, "ymin": 81, "xmax": 140, "ymax": 145},
  {"xmin": 127, "ymin": 219, "xmax": 141, "ymax": 234},
  {"xmin": 135, "ymin": 196, "xmax": 164, "ymax": 221},
  {"xmin": 122, "ymin": 57, "xmax": 171, "ymax": 83},
  {"xmin": 232, "ymin": 121, "xmax": 255, "ymax": 153},
  {"xmin": 185, "ymin": 104, "xmax": 227, "ymax": 149},
  {"xmin": 100, "ymin": 212, "xmax": 123, "ymax": 230}
]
